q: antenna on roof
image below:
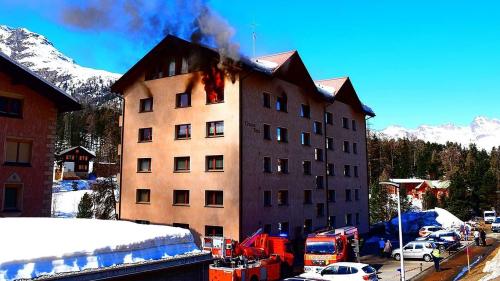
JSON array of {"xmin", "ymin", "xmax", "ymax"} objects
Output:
[{"xmin": 250, "ymin": 20, "xmax": 259, "ymax": 58}]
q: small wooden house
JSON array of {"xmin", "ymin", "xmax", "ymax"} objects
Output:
[{"xmin": 56, "ymin": 146, "xmax": 95, "ymax": 179}]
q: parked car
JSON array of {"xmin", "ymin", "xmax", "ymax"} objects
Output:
[
  {"xmin": 392, "ymin": 241, "xmax": 434, "ymax": 262},
  {"xmin": 418, "ymin": 226, "xmax": 443, "ymax": 237},
  {"xmin": 484, "ymin": 211, "xmax": 497, "ymax": 224},
  {"xmin": 416, "ymin": 230, "xmax": 461, "ymax": 250},
  {"xmin": 491, "ymin": 217, "xmax": 500, "ymax": 233},
  {"xmin": 298, "ymin": 262, "xmax": 379, "ymax": 281}
]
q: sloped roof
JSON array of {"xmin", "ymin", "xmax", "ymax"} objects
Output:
[
  {"xmin": 0, "ymin": 51, "xmax": 81, "ymax": 112},
  {"xmin": 57, "ymin": 146, "xmax": 96, "ymax": 158},
  {"xmin": 316, "ymin": 77, "xmax": 348, "ymax": 96},
  {"xmin": 255, "ymin": 51, "xmax": 296, "ymax": 70}
]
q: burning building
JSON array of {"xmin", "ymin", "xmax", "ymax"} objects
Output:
[{"xmin": 111, "ymin": 35, "xmax": 375, "ymax": 241}]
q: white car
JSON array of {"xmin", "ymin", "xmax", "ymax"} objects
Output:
[
  {"xmin": 491, "ymin": 217, "xmax": 500, "ymax": 233},
  {"xmin": 299, "ymin": 262, "xmax": 378, "ymax": 281},
  {"xmin": 484, "ymin": 211, "xmax": 496, "ymax": 224},
  {"xmin": 392, "ymin": 241, "xmax": 434, "ymax": 262}
]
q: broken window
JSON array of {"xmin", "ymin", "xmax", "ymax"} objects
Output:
[{"xmin": 204, "ymin": 68, "xmax": 224, "ymax": 104}]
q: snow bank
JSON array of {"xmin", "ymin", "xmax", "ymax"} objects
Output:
[
  {"xmin": 51, "ymin": 190, "xmax": 91, "ymax": 218},
  {"xmin": 480, "ymin": 249, "xmax": 500, "ymax": 281},
  {"xmin": 53, "ymin": 180, "xmax": 93, "ymax": 192},
  {"xmin": 0, "ymin": 218, "xmax": 200, "ymax": 280},
  {"xmin": 387, "ymin": 207, "xmax": 463, "ymax": 234}
]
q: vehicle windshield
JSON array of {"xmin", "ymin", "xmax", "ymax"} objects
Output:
[
  {"xmin": 494, "ymin": 218, "xmax": 500, "ymax": 223},
  {"xmin": 362, "ymin": 266, "xmax": 376, "ymax": 274},
  {"xmin": 485, "ymin": 212, "xmax": 495, "ymax": 217},
  {"xmin": 305, "ymin": 241, "xmax": 336, "ymax": 254}
]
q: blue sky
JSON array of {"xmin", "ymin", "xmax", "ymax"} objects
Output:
[{"xmin": 1, "ymin": 0, "xmax": 499, "ymax": 130}]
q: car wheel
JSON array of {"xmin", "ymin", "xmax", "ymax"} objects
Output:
[
  {"xmin": 394, "ymin": 254, "xmax": 401, "ymax": 261},
  {"xmin": 424, "ymin": 254, "xmax": 432, "ymax": 262},
  {"xmin": 439, "ymin": 245, "xmax": 446, "ymax": 251}
]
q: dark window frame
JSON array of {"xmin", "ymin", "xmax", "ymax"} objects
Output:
[
  {"xmin": 313, "ymin": 121, "xmax": 323, "ymax": 135},
  {"xmin": 277, "ymin": 190, "xmax": 289, "ymax": 206},
  {"xmin": 316, "ymin": 175, "xmax": 324, "ymax": 189},
  {"xmin": 315, "ymin": 148, "xmax": 324, "ymax": 162},
  {"xmin": 277, "ymin": 158, "xmax": 289, "ymax": 174},
  {"xmin": 136, "ymin": 189, "xmax": 151, "ymax": 204},
  {"xmin": 175, "ymin": 92, "xmax": 191, "ymax": 108},
  {"xmin": 276, "ymin": 95, "xmax": 287, "ymax": 112},
  {"xmin": 175, "ymin": 124, "xmax": 191, "ymax": 140},
  {"xmin": 206, "ymin": 155, "xmax": 224, "ymax": 171},
  {"xmin": 205, "ymin": 190, "xmax": 223, "ymax": 207},
  {"xmin": 3, "ymin": 183, "xmax": 22, "ymax": 212},
  {"xmin": 205, "ymin": 225, "xmax": 224, "ymax": 237},
  {"xmin": 263, "ymin": 92, "xmax": 271, "ymax": 108},
  {"xmin": 328, "ymin": 190, "xmax": 336, "ymax": 202},
  {"xmin": 304, "ymin": 190, "xmax": 313, "ymax": 204},
  {"xmin": 138, "ymin": 128, "xmax": 153, "ymax": 142},
  {"xmin": 327, "ymin": 163, "xmax": 335, "ymax": 176},
  {"xmin": 263, "ymin": 124, "xmax": 271, "ymax": 140},
  {"xmin": 173, "ymin": 190, "xmax": 190, "ymax": 205},
  {"xmin": 174, "ymin": 156, "xmax": 190, "ymax": 172},
  {"xmin": 301, "ymin": 132, "xmax": 311, "ymax": 146},
  {"xmin": 343, "ymin": 141, "xmax": 350, "ymax": 153},
  {"xmin": 303, "ymin": 160, "xmax": 312, "ymax": 175},
  {"xmin": 4, "ymin": 139, "xmax": 32, "ymax": 166},
  {"xmin": 139, "ymin": 98, "xmax": 153, "ymax": 112},
  {"xmin": 325, "ymin": 112, "xmax": 333, "ymax": 125},
  {"xmin": 344, "ymin": 165, "xmax": 351, "ymax": 177},
  {"xmin": 264, "ymin": 157, "xmax": 272, "ymax": 173},
  {"xmin": 300, "ymin": 104, "xmax": 311, "ymax": 118},
  {"xmin": 137, "ymin": 158, "xmax": 152, "ymax": 173},
  {"xmin": 326, "ymin": 137, "xmax": 334, "ymax": 150},
  {"xmin": 0, "ymin": 96, "xmax": 23, "ymax": 118},
  {"xmin": 207, "ymin": 121, "xmax": 224, "ymax": 137},
  {"xmin": 345, "ymin": 189, "xmax": 352, "ymax": 202},
  {"xmin": 276, "ymin": 127, "xmax": 288, "ymax": 143}
]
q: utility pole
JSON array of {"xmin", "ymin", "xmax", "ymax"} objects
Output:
[{"xmin": 250, "ymin": 21, "xmax": 259, "ymax": 57}]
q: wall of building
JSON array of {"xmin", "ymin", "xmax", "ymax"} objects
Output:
[
  {"xmin": 0, "ymin": 72, "xmax": 57, "ymax": 217},
  {"xmin": 240, "ymin": 73, "xmax": 370, "ymax": 238},
  {"xmin": 119, "ymin": 71, "xmax": 241, "ymax": 241}
]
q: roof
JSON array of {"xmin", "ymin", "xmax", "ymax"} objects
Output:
[
  {"xmin": 315, "ymin": 77, "xmax": 348, "ymax": 96},
  {"xmin": 389, "ymin": 178, "xmax": 426, "ymax": 184},
  {"xmin": 255, "ymin": 50, "xmax": 296, "ymax": 69},
  {"xmin": 0, "ymin": 51, "xmax": 81, "ymax": 112},
  {"xmin": 57, "ymin": 146, "xmax": 96, "ymax": 157}
]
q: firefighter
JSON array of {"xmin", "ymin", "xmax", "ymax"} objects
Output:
[
  {"xmin": 431, "ymin": 246, "xmax": 442, "ymax": 272},
  {"xmin": 378, "ymin": 238, "xmax": 385, "ymax": 257}
]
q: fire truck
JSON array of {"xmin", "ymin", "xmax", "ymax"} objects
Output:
[
  {"xmin": 203, "ymin": 229, "xmax": 294, "ymax": 281},
  {"xmin": 303, "ymin": 226, "xmax": 359, "ymax": 273}
]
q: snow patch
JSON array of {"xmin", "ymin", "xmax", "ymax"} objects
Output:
[
  {"xmin": 480, "ymin": 249, "xmax": 500, "ymax": 281},
  {"xmin": 0, "ymin": 218, "xmax": 200, "ymax": 280}
]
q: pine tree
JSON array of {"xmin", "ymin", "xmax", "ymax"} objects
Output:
[
  {"xmin": 76, "ymin": 193, "xmax": 93, "ymax": 218},
  {"xmin": 447, "ymin": 173, "xmax": 472, "ymax": 220},
  {"xmin": 369, "ymin": 183, "xmax": 393, "ymax": 224},
  {"xmin": 92, "ymin": 177, "xmax": 117, "ymax": 220},
  {"xmin": 422, "ymin": 190, "xmax": 438, "ymax": 210}
]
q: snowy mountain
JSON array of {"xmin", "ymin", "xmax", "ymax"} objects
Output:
[
  {"xmin": 0, "ymin": 25, "xmax": 120, "ymax": 103},
  {"xmin": 379, "ymin": 116, "xmax": 500, "ymax": 151}
]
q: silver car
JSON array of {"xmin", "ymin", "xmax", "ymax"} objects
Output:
[{"xmin": 392, "ymin": 241, "xmax": 434, "ymax": 262}]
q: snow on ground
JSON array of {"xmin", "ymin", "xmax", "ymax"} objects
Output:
[
  {"xmin": 480, "ymin": 249, "xmax": 500, "ymax": 281},
  {"xmin": 387, "ymin": 207, "xmax": 463, "ymax": 234},
  {"xmin": 0, "ymin": 218, "xmax": 200, "ymax": 281},
  {"xmin": 52, "ymin": 190, "xmax": 91, "ymax": 218},
  {"xmin": 434, "ymin": 207, "xmax": 464, "ymax": 228}
]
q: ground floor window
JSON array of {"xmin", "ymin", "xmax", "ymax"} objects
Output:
[
  {"xmin": 173, "ymin": 223, "xmax": 189, "ymax": 229},
  {"xmin": 3, "ymin": 184, "xmax": 22, "ymax": 212},
  {"xmin": 205, "ymin": 225, "xmax": 223, "ymax": 237}
]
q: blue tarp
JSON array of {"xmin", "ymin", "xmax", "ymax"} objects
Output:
[
  {"xmin": 52, "ymin": 180, "xmax": 94, "ymax": 192},
  {"xmin": 386, "ymin": 210, "xmax": 440, "ymax": 234}
]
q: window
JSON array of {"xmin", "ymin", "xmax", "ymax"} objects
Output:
[
  {"xmin": 139, "ymin": 98, "xmax": 153, "ymax": 112},
  {"xmin": 326, "ymin": 137, "xmax": 334, "ymax": 150},
  {"xmin": 263, "ymin": 92, "xmax": 271, "ymax": 108},
  {"xmin": 276, "ymin": 127, "xmax": 288, "ymax": 143},
  {"xmin": 356, "ymin": 213, "xmax": 360, "ymax": 225},
  {"xmin": 175, "ymin": 124, "xmax": 191, "ymax": 139},
  {"xmin": 138, "ymin": 128, "xmax": 152, "ymax": 142},
  {"xmin": 176, "ymin": 92, "xmax": 191, "ymax": 108},
  {"xmin": 263, "ymin": 224, "xmax": 272, "ymax": 234},
  {"xmin": 173, "ymin": 223, "xmax": 189, "ymax": 229},
  {"xmin": 352, "ymin": 120, "xmax": 357, "ymax": 131},
  {"xmin": 136, "ymin": 189, "xmax": 150, "ymax": 203},
  {"xmin": 301, "ymin": 132, "xmax": 311, "ymax": 146},
  {"xmin": 77, "ymin": 164, "xmax": 88, "ymax": 171},
  {"xmin": 3, "ymin": 184, "xmax": 22, "ymax": 211},
  {"xmin": 206, "ymin": 191, "xmax": 223, "ymax": 206},
  {"xmin": 173, "ymin": 190, "xmax": 190, "ymax": 205},
  {"xmin": 328, "ymin": 190, "xmax": 336, "ymax": 202},
  {"xmin": 263, "ymin": 157, "xmax": 272, "ymax": 173},
  {"xmin": 344, "ymin": 165, "xmax": 351, "ymax": 177},
  {"xmin": 5, "ymin": 139, "xmax": 32, "ymax": 165},
  {"xmin": 207, "ymin": 155, "xmax": 224, "ymax": 171},
  {"xmin": 264, "ymin": 191, "xmax": 272, "ymax": 206},
  {"xmin": 304, "ymin": 190, "xmax": 312, "ymax": 204},
  {"xmin": 263, "ymin": 124, "xmax": 271, "ymax": 140},
  {"xmin": 329, "ymin": 216, "xmax": 336, "ymax": 228},
  {"xmin": 316, "ymin": 203, "xmax": 325, "ymax": 217},
  {"xmin": 277, "ymin": 158, "xmax": 288, "ymax": 173},
  {"xmin": 276, "ymin": 95, "xmax": 287, "ymax": 112},
  {"xmin": 207, "ymin": 121, "xmax": 224, "ymax": 137},
  {"xmin": 346, "ymin": 213, "xmax": 353, "ymax": 226},
  {"xmin": 168, "ymin": 57, "xmax": 176, "ymax": 76},
  {"xmin": 342, "ymin": 117, "xmax": 349, "ymax": 129},
  {"xmin": 355, "ymin": 189, "xmax": 360, "ymax": 201},
  {"xmin": 0, "ymin": 96, "xmax": 23, "ymax": 118},
  {"xmin": 135, "ymin": 220, "xmax": 150, "ymax": 224},
  {"xmin": 316, "ymin": 176, "xmax": 324, "ymax": 189},
  {"xmin": 78, "ymin": 155, "xmax": 88, "ymax": 161},
  {"xmin": 303, "ymin": 161, "xmax": 312, "ymax": 175},
  {"xmin": 278, "ymin": 221, "xmax": 289, "ymax": 235},
  {"xmin": 174, "ymin": 157, "xmax": 190, "ymax": 171},
  {"xmin": 353, "ymin": 143, "xmax": 358, "ymax": 154},
  {"xmin": 137, "ymin": 158, "xmax": 151, "ymax": 172},
  {"xmin": 205, "ymin": 225, "xmax": 223, "ymax": 237},
  {"xmin": 354, "ymin": 166, "xmax": 359, "ymax": 177},
  {"xmin": 313, "ymin": 121, "xmax": 323, "ymax": 135},
  {"xmin": 315, "ymin": 148, "xmax": 323, "ymax": 161},
  {"xmin": 325, "ymin": 112, "xmax": 333, "ymax": 125},
  {"xmin": 304, "ymin": 219, "xmax": 313, "ymax": 234},
  {"xmin": 277, "ymin": 190, "xmax": 289, "ymax": 206},
  {"xmin": 345, "ymin": 189, "xmax": 352, "ymax": 201},
  {"xmin": 327, "ymin": 163, "xmax": 335, "ymax": 176},
  {"xmin": 65, "ymin": 155, "xmax": 75, "ymax": 161},
  {"xmin": 205, "ymin": 69, "xmax": 225, "ymax": 104},
  {"xmin": 300, "ymin": 104, "xmax": 310, "ymax": 118},
  {"xmin": 343, "ymin": 141, "xmax": 350, "ymax": 153}
]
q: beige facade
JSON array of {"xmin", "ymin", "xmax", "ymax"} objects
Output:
[{"xmin": 113, "ymin": 36, "xmax": 374, "ymax": 242}]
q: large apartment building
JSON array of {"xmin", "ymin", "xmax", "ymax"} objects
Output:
[{"xmin": 112, "ymin": 36, "xmax": 375, "ymax": 241}]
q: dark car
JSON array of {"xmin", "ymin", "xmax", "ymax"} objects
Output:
[{"xmin": 417, "ymin": 230, "xmax": 460, "ymax": 250}]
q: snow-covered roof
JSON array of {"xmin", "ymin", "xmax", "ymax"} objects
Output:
[
  {"xmin": 389, "ymin": 178, "xmax": 425, "ymax": 184},
  {"xmin": 0, "ymin": 218, "xmax": 201, "ymax": 280},
  {"xmin": 57, "ymin": 146, "xmax": 96, "ymax": 157}
]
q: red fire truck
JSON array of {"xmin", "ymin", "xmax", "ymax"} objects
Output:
[
  {"xmin": 303, "ymin": 226, "xmax": 359, "ymax": 273},
  {"xmin": 203, "ymin": 229, "xmax": 294, "ymax": 281}
]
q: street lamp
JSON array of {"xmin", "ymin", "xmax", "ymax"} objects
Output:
[{"xmin": 380, "ymin": 181, "xmax": 405, "ymax": 281}]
